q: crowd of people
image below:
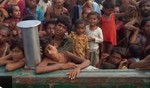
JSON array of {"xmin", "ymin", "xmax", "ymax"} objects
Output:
[{"xmin": 0, "ymin": 0, "xmax": 150, "ymax": 79}]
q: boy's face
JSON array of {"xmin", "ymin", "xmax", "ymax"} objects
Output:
[
  {"xmin": 55, "ymin": 23, "xmax": 67, "ymax": 36},
  {"xmin": 0, "ymin": 30, "xmax": 8, "ymax": 44},
  {"xmin": 12, "ymin": 47, "xmax": 24, "ymax": 62},
  {"xmin": 46, "ymin": 24, "xmax": 55, "ymax": 36},
  {"xmin": 76, "ymin": 23, "xmax": 85, "ymax": 35},
  {"xmin": 12, "ymin": 6, "xmax": 21, "ymax": 19},
  {"xmin": 28, "ymin": 0, "xmax": 37, "ymax": 8},
  {"xmin": 111, "ymin": 52, "xmax": 122, "ymax": 65},
  {"xmin": 144, "ymin": 21, "xmax": 150, "ymax": 35},
  {"xmin": 141, "ymin": 2, "xmax": 150, "ymax": 17},
  {"xmin": 88, "ymin": 15, "xmax": 99, "ymax": 26},
  {"xmin": 44, "ymin": 44, "xmax": 59, "ymax": 61}
]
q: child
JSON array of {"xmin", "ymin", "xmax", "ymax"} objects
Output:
[
  {"xmin": 45, "ymin": 0, "xmax": 69, "ymax": 21},
  {"xmin": 44, "ymin": 19, "xmax": 56, "ymax": 37},
  {"xmin": 4, "ymin": 5, "xmax": 21, "ymax": 38},
  {"xmin": 97, "ymin": 47, "xmax": 128, "ymax": 69},
  {"xmin": 0, "ymin": 38, "xmax": 25, "ymax": 71},
  {"xmin": 0, "ymin": 25, "xmax": 10, "ymax": 57},
  {"xmin": 51, "ymin": 15, "xmax": 73, "ymax": 53},
  {"xmin": 39, "ymin": 19, "xmax": 56, "ymax": 38},
  {"xmin": 85, "ymin": 12, "xmax": 103, "ymax": 66},
  {"xmin": 100, "ymin": 1, "xmax": 117, "ymax": 55},
  {"xmin": 69, "ymin": 19, "xmax": 89, "ymax": 58},
  {"xmin": 36, "ymin": 37, "xmax": 90, "ymax": 80},
  {"xmin": 24, "ymin": 0, "xmax": 44, "ymax": 22}
]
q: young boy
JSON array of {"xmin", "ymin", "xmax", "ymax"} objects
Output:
[
  {"xmin": 0, "ymin": 38, "xmax": 25, "ymax": 71},
  {"xmin": 85, "ymin": 12, "xmax": 103, "ymax": 66},
  {"xmin": 37, "ymin": 37, "xmax": 91, "ymax": 80},
  {"xmin": 97, "ymin": 47, "xmax": 128, "ymax": 69}
]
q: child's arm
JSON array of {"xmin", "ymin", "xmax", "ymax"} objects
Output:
[
  {"xmin": 85, "ymin": 36, "xmax": 89, "ymax": 59},
  {"xmin": 129, "ymin": 28, "xmax": 140, "ymax": 44},
  {"xmin": 5, "ymin": 59, "xmax": 25, "ymax": 71},
  {"xmin": 118, "ymin": 59, "xmax": 128, "ymax": 69},
  {"xmin": 96, "ymin": 53, "xmax": 109, "ymax": 68},
  {"xmin": 89, "ymin": 28, "xmax": 103, "ymax": 43},
  {"xmin": 95, "ymin": 28, "xmax": 103, "ymax": 43},
  {"xmin": 129, "ymin": 55, "xmax": 150, "ymax": 69},
  {"xmin": 124, "ymin": 18, "xmax": 139, "ymax": 31},
  {"xmin": 0, "ymin": 53, "xmax": 13, "ymax": 66},
  {"xmin": 66, "ymin": 51, "xmax": 91, "ymax": 80},
  {"xmin": 36, "ymin": 58, "xmax": 77, "ymax": 74}
]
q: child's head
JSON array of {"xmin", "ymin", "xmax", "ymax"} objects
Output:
[
  {"xmin": 7, "ymin": 5, "xmax": 21, "ymax": 19},
  {"xmin": 44, "ymin": 19, "xmax": 56, "ymax": 36},
  {"xmin": 141, "ymin": 18, "xmax": 150, "ymax": 35},
  {"xmin": 81, "ymin": 8, "xmax": 92, "ymax": 21},
  {"xmin": 110, "ymin": 47, "xmax": 126, "ymax": 66},
  {"xmin": 102, "ymin": 0, "xmax": 115, "ymax": 15},
  {"xmin": 40, "ymin": 36, "xmax": 51, "ymax": 54},
  {"xmin": 0, "ymin": 25, "xmax": 10, "ymax": 44},
  {"xmin": 54, "ymin": 0, "xmax": 64, "ymax": 6},
  {"xmin": 55, "ymin": 15, "xmax": 72, "ymax": 36},
  {"xmin": 87, "ymin": 11, "xmax": 99, "ymax": 26},
  {"xmin": 139, "ymin": 0, "xmax": 150, "ymax": 17},
  {"xmin": 74, "ymin": 19, "xmax": 85, "ymax": 35},
  {"xmin": 40, "ymin": 37, "xmax": 58, "ymax": 59},
  {"xmin": 27, "ymin": 0, "xmax": 40, "ymax": 9},
  {"xmin": 10, "ymin": 38, "xmax": 24, "ymax": 62}
]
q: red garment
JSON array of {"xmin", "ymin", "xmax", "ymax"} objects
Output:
[{"xmin": 101, "ymin": 14, "xmax": 117, "ymax": 45}]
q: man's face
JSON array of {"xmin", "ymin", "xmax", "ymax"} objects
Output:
[{"xmin": 141, "ymin": 2, "xmax": 150, "ymax": 17}]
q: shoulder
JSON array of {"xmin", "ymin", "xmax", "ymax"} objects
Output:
[{"xmin": 63, "ymin": 35, "xmax": 73, "ymax": 41}]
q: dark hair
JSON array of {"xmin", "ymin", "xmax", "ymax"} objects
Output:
[
  {"xmin": 56, "ymin": 15, "xmax": 72, "ymax": 31},
  {"xmin": 7, "ymin": 5, "xmax": 19, "ymax": 15},
  {"xmin": 141, "ymin": 17, "xmax": 150, "ymax": 29},
  {"xmin": 87, "ymin": 11, "xmax": 100, "ymax": 19},
  {"xmin": 74, "ymin": 19, "xmax": 85, "ymax": 28},
  {"xmin": 139, "ymin": 0, "xmax": 150, "ymax": 8},
  {"xmin": 111, "ymin": 47, "xmax": 127, "ymax": 59},
  {"xmin": 44, "ymin": 19, "xmax": 56, "ymax": 29},
  {"xmin": 0, "ymin": 25, "xmax": 11, "ymax": 36},
  {"xmin": 102, "ymin": 0, "xmax": 115, "ymax": 9},
  {"xmin": 10, "ymin": 38, "xmax": 24, "ymax": 54},
  {"xmin": 40, "ymin": 36, "xmax": 51, "ymax": 52},
  {"xmin": 36, "ymin": 0, "xmax": 40, "ymax": 4}
]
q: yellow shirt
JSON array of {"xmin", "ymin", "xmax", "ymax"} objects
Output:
[{"xmin": 69, "ymin": 32, "xmax": 89, "ymax": 58}]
